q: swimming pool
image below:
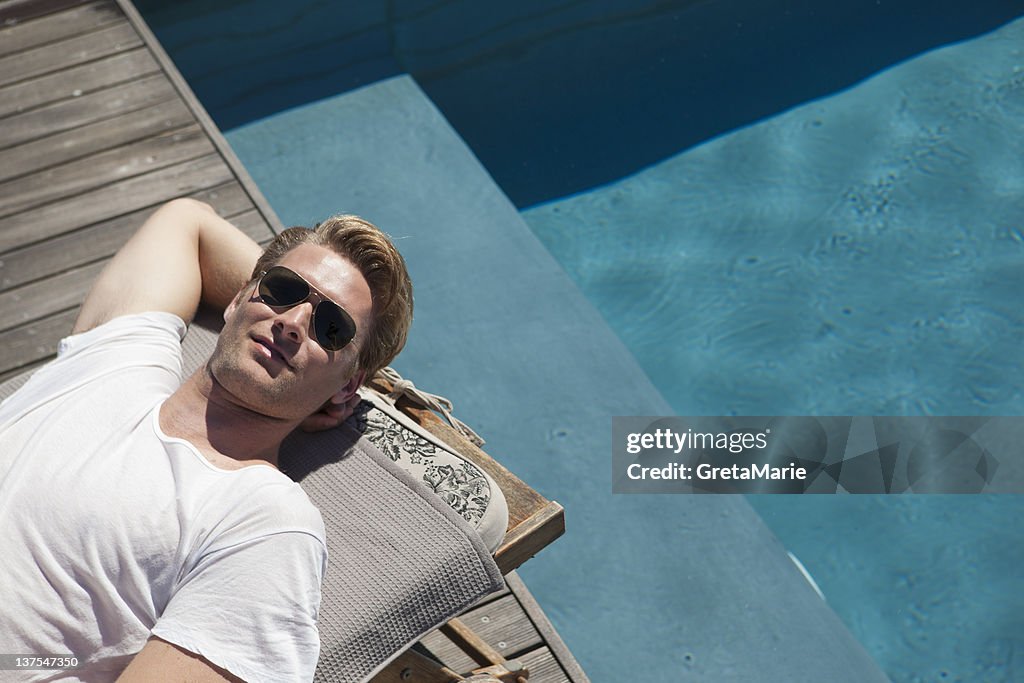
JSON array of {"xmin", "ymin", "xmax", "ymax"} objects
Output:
[
  {"xmin": 519, "ymin": 14, "xmax": 1024, "ymax": 680},
  {"xmin": 137, "ymin": 2, "xmax": 1024, "ymax": 680}
]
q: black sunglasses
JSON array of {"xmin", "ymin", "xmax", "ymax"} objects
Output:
[{"xmin": 256, "ymin": 265, "xmax": 357, "ymax": 351}]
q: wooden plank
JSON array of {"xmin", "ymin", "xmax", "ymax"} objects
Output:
[
  {"xmin": 0, "ymin": 0, "xmax": 90, "ymax": 25},
  {"xmin": 114, "ymin": 0, "xmax": 284, "ymax": 235},
  {"xmin": 0, "ymin": 123, "xmax": 213, "ymax": 218},
  {"xmin": 439, "ymin": 618, "xmax": 511, "ymax": 667},
  {"xmin": 0, "ymin": 73, "xmax": 176, "ymax": 149},
  {"xmin": 229, "ymin": 208, "xmax": 276, "ymax": 244},
  {"xmin": 0, "ymin": 184, "xmax": 262, "ymax": 290},
  {"xmin": 505, "ymin": 573, "xmax": 590, "ymax": 683},
  {"xmin": 0, "ymin": 152, "xmax": 234, "ymax": 253},
  {"xmin": 0, "ymin": 226, "xmax": 274, "ymax": 376},
  {"xmin": 0, "ymin": 19, "xmax": 139, "ymax": 87},
  {"xmin": 495, "ymin": 500, "xmax": 565, "ymax": 575},
  {"xmin": 0, "ymin": 259, "xmax": 103, "ymax": 332},
  {"xmin": 0, "ymin": 355, "xmax": 45, "ymax": 384},
  {"xmin": 0, "ymin": 307, "xmax": 77, "ymax": 376},
  {"xmin": 0, "ymin": 98, "xmax": 192, "ymax": 183},
  {"xmin": 0, "ymin": 47, "xmax": 160, "ymax": 118},
  {"xmin": 387, "ymin": 575, "xmax": 587, "ymax": 682},
  {"xmin": 0, "ymin": 227, "xmax": 273, "ymax": 333},
  {"xmin": 420, "ymin": 594, "xmax": 543, "ymax": 673},
  {"xmin": 371, "ymin": 648, "xmax": 461, "ymax": 683},
  {"xmin": 459, "ymin": 593, "xmax": 543, "ymax": 654},
  {"xmin": 0, "ymin": 0, "xmax": 120, "ymax": 57},
  {"xmin": 519, "ymin": 646, "xmax": 572, "ymax": 683},
  {"xmin": 0, "ymin": 221, "xmax": 271, "ymax": 374},
  {"xmin": 0, "ymin": 213, "xmax": 272, "ymax": 374}
]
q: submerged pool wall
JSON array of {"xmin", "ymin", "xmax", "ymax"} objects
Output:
[{"xmin": 138, "ymin": 0, "xmax": 1024, "ymax": 206}]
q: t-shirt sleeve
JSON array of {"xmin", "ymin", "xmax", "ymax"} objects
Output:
[
  {"xmin": 152, "ymin": 528, "xmax": 327, "ymax": 683},
  {"xmin": 0, "ymin": 312, "xmax": 186, "ymax": 425}
]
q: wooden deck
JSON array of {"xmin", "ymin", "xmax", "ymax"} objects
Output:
[
  {"xmin": 0, "ymin": 0, "xmax": 279, "ymax": 382},
  {"xmin": 0, "ymin": 1, "xmax": 586, "ymax": 681},
  {"xmin": 417, "ymin": 572, "xmax": 588, "ymax": 683}
]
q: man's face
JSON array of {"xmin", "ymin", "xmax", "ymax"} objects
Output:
[{"xmin": 210, "ymin": 243, "xmax": 374, "ymax": 421}]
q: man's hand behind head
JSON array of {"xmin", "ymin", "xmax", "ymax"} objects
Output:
[{"xmin": 299, "ymin": 393, "xmax": 363, "ymax": 432}]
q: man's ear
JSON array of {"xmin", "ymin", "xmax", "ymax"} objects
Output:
[
  {"xmin": 299, "ymin": 369, "xmax": 368, "ymax": 433},
  {"xmin": 331, "ymin": 369, "xmax": 366, "ymax": 405}
]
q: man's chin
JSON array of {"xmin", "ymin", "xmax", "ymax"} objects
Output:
[{"xmin": 209, "ymin": 358, "xmax": 315, "ymax": 421}]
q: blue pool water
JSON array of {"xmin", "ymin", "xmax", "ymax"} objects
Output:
[
  {"xmin": 136, "ymin": 2, "xmax": 1024, "ymax": 680},
  {"xmin": 519, "ymin": 16, "xmax": 1024, "ymax": 677},
  {"xmin": 523, "ymin": 17, "xmax": 1024, "ymax": 418},
  {"xmin": 520, "ymin": 19, "xmax": 1024, "ymax": 680}
]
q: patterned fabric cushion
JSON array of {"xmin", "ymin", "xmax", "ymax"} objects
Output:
[{"xmin": 349, "ymin": 387, "xmax": 508, "ymax": 553}]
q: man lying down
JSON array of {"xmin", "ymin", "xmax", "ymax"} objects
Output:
[{"xmin": 0, "ymin": 199, "xmax": 497, "ymax": 681}]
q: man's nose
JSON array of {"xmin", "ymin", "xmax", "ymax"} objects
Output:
[{"xmin": 273, "ymin": 303, "xmax": 313, "ymax": 342}]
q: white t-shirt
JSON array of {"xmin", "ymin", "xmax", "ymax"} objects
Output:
[{"xmin": 0, "ymin": 313, "xmax": 327, "ymax": 682}]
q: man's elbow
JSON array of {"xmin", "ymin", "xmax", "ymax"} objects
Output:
[{"xmin": 155, "ymin": 197, "xmax": 216, "ymax": 222}]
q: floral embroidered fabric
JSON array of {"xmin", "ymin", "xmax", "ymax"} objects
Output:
[{"xmin": 349, "ymin": 399, "xmax": 492, "ymax": 528}]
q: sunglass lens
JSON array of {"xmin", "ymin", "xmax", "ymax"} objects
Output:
[
  {"xmin": 259, "ymin": 267, "xmax": 308, "ymax": 307},
  {"xmin": 314, "ymin": 304, "xmax": 356, "ymax": 351},
  {"xmin": 259, "ymin": 266, "xmax": 357, "ymax": 350}
]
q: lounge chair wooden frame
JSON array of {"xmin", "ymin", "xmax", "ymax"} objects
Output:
[{"xmin": 365, "ymin": 375, "xmax": 565, "ymax": 682}]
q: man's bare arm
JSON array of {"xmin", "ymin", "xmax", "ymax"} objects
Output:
[
  {"xmin": 73, "ymin": 199, "xmax": 263, "ymax": 334},
  {"xmin": 117, "ymin": 638, "xmax": 243, "ymax": 683}
]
